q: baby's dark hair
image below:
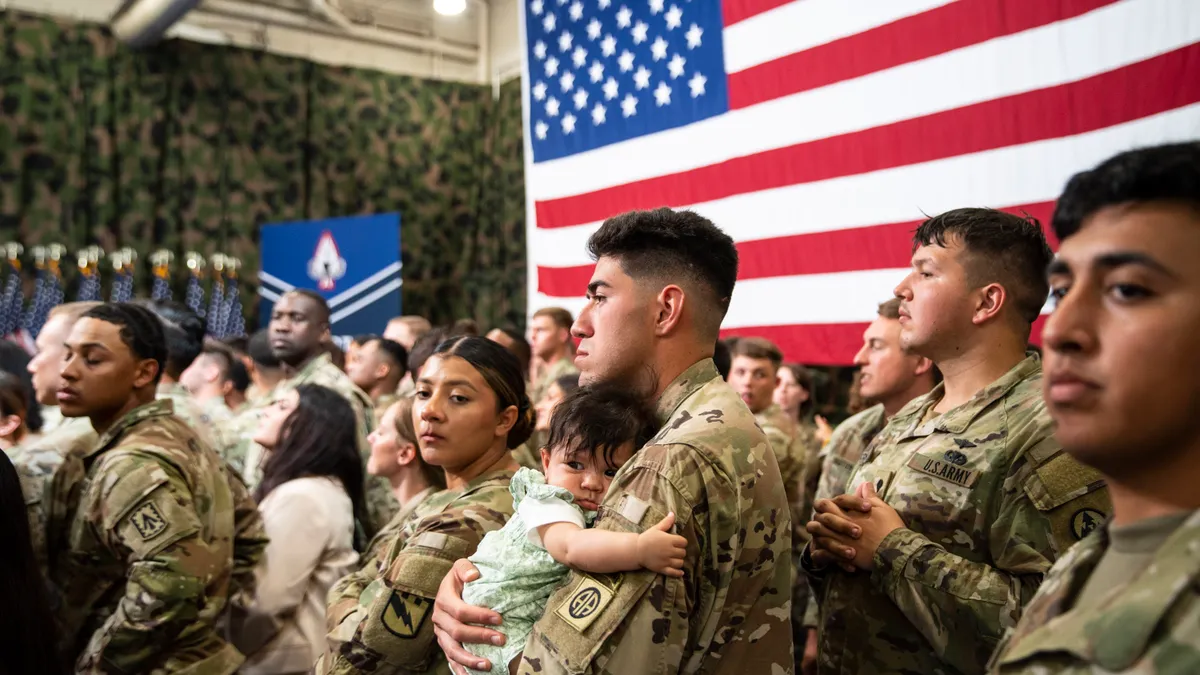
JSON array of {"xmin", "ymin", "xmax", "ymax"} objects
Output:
[{"xmin": 545, "ymin": 383, "xmax": 659, "ymax": 468}]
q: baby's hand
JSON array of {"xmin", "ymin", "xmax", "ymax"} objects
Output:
[{"xmin": 636, "ymin": 512, "xmax": 687, "ymax": 577}]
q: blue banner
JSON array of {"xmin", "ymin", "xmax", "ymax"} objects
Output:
[{"xmin": 258, "ymin": 213, "xmax": 402, "ymax": 340}]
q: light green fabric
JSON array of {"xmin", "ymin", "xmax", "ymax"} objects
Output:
[{"xmin": 462, "ymin": 468, "xmax": 594, "ymax": 675}]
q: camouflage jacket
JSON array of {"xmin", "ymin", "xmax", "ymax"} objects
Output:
[
  {"xmin": 531, "ymin": 355, "xmax": 577, "ymax": 405},
  {"xmin": 157, "ymin": 382, "xmax": 233, "ymax": 457},
  {"xmin": 516, "ymin": 359, "xmax": 794, "ymax": 675},
  {"xmin": 988, "ymin": 509, "xmax": 1200, "ymax": 674},
  {"xmin": 374, "ymin": 392, "xmax": 401, "ymax": 423},
  {"xmin": 319, "ymin": 469, "xmax": 516, "ymax": 675},
  {"xmin": 50, "ymin": 399, "xmax": 243, "ymax": 674},
  {"xmin": 9, "ymin": 416, "xmax": 97, "ymax": 579},
  {"xmin": 237, "ymin": 354, "xmax": 398, "ymax": 531},
  {"xmin": 801, "ymin": 404, "xmax": 888, "ymax": 629},
  {"xmin": 807, "ymin": 355, "xmax": 1111, "ymax": 675}
]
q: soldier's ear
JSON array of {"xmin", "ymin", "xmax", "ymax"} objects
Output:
[{"xmin": 134, "ymin": 358, "xmax": 160, "ymax": 389}]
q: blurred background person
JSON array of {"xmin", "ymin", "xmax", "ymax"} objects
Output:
[
  {"xmin": 527, "ymin": 307, "xmax": 577, "ymax": 405},
  {"xmin": 0, "ymin": 342, "xmax": 42, "ymax": 444},
  {"xmin": 346, "ymin": 337, "xmax": 408, "ymax": 417}
]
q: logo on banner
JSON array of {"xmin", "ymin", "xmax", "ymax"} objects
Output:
[{"xmin": 307, "ymin": 231, "xmax": 347, "ymax": 291}]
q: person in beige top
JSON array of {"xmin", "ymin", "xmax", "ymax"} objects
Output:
[{"xmin": 237, "ymin": 384, "xmax": 370, "ymax": 674}]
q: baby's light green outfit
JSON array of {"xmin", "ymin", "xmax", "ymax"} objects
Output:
[{"xmin": 462, "ymin": 467, "xmax": 596, "ymax": 675}]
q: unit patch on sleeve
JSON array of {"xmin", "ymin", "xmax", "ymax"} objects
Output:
[{"xmin": 129, "ymin": 501, "xmax": 168, "ymax": 540}]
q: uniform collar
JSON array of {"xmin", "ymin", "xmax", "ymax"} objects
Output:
[
  {"xmin": 156, "ymin": 381, "xmax": 187, "ymax": 398},
  {"xmin": 294, "ymin": 352, "xmax": 334, "ymax": 382},
  {"xmin": 1000, "ymin": 509, "xmax": 1200, "ymax": 671},
  {"xmin": 85, "ymin": 399, "xmax": 175, "ymax": 459},
  {"xmin": 894, "ymin": 353, "xmax": 1041, "ymax": 439},
  {"xmin": 654, "ymin": 359, "xmax": 719, "ymax": 426}
]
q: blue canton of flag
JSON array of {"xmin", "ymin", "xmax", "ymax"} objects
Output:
[
  {"xmin": 76, "ymin": 271, "xmax": 101, "ymax": 302},
  {"xmin": 524, "ymin": 0, "xmax": 728, "ymax": 162},
  {"xmin": 185, "ymin": 275, "xmax": 206, "ymax": 318}
]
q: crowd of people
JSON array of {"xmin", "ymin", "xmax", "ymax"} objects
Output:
[{"xmin": 0, "ymin": 140, "xmax": 1197, "ymax": 675}]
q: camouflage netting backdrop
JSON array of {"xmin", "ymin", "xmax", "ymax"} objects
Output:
[{"xmin": 0, "ymin": 10, "xmax": 527, "ymax": 331}]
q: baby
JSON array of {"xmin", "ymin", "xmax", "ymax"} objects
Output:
[{"xmin": 462, "ymin": 384, "xmax": 687, "ymax": 674}]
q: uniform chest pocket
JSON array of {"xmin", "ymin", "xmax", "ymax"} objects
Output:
[{"xmin": 889, "ymin": 450, "xmax": 988, "ymax": 549}]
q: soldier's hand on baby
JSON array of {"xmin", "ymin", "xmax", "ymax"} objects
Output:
[{"xmin": 637, "ymin": 512, "xmax": 688, "ymax": 577}]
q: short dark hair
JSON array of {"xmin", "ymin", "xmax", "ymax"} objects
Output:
[
  {"xmin": 533, "ymin": 307, "xmax": 574, "ymax": 330},
  {"xmin": 555, "ymin": 373, "xmax": 581, "ymax": 395},
  {"xmin": 730, "ymin": 337, "xmax": 783, "ymax": 369},
  {"xmin": 200, "ymin": 346, "xmax": 234, "ymax": 381},
  {"xmin": 1053, "ymin": 142, "xmax": 1200, "ymax": 241},
  {"xmin": 140, "ymin": 300, "xmax": 205, "ymax": 379},
  {"xmin": 545, "ymin": 383, "xmax": 659, "ymax": 468},
  {"xmin": 227, "ymin": 356, "xmax": 250, "ymax": 394},
  {"xmin": 877, "ymin": 298, "xmax": 902, "ymax": 320},
  {"xmin": 248, "ymin": 329, "xmax": 281, "ymax": 369},
  {"xmin": 368, "ymin": 338, "xmax": 409, "ymax": 375},
  {"xmin": 433, "ymin": 336, "xmax": 534, "ymax": 449},
  {"xmin": 220, "ymin": 334, "xmax": 249, "ymax": 354},
  {"xmin": 284, "ymin": 289, "xmax": 331, "ymax": 325},
  {"xmin": 0, "ymin": 343, "xmax": 41, "ymax": 433},
  {"xmin": 712, "ymin": 339, "xmax": 731, "ymax": 380},
  {"xmin": 353, "ymin": 334, "xmax": 379, "ymax": 347},
  {"xmin": 913, "ymin": 208, "xmax": 1053, "ymax": 327},
  {"xmin": 491, "ymin": 327, "xmax": 531, "ymax": 375},
  {"xmin": 82, "ymin": 303, "xmax": 168, "ymax": 384},
  {"xmin": 780, "ymin": 363, "xmax": 815, "ymax": 419},
  {"xmin": 408, "ymin": 326, "xmax": 455, "ymax": 382},
  {"xmin": 587, "ymin": 208, "xmax": 739, "ymax": 340}
]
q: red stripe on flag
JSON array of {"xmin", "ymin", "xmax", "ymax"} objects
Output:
[
  {"xmin": 537, "ymin": 202, "xmax": 1058, "ymax": 296},
  {"xmin": 728, "ymin": 0, "xmax": 1118, "ymax": 109},
  {"xmin": 719, "ymin": 316, "xmax": 1048, "ymax": 366},
  {"xmin": 722, "ymin": 0, "xmax": 792, "ymax": 27},
  {"xmin": 535, "ymin": 43, "xmax": 1200, "ymax": 230}
]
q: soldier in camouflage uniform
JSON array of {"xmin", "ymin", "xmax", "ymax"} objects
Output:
[
  {"xmin": 802, "ymin": 209, "xmax": 1112, "ymax": 675},
  {"xmin": 179, "ymin": 346, "xmax": 244, "ymax": 454},
  {"xmin": 49, "ymin": 303, "xmax": 241, "ymax": 673},
  {"xmin": 232, "ymin": 291, "xmax": 398, "ymax": 531},
  {"xmin": 345, "ymin": 336, "xmax": 409, "ymax": 421},
  {"xmin": 528, "ymin": 307, "xmax": 578, "ymax": 406},
  {"xmin": 319, "ymin": 336, "xmax": 531, "ymax": 674},
  {"xmin": 434, "ymin": 209, "xmax": 793, "ymax": 675},
  {"xmin": 986, "ymin": 143, "xmax": 1200, "ymax": 674}
]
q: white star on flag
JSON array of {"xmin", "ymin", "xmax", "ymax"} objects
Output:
[
  {"xmin": 603, "ymin": 77, "xmax": 619, "ymax": 99},
  {"xmin": 591, "ymin": 102, "xmax": 607, "ymax": 124},
  {"xmin": 654, "ymin": 81, "xmax": 672, "ymax": 106},
  {"xmin": 534, "ymin": 120, "xmax": 549, "ymax": 139},
  {"xmin": 559, "ymin": 30, "xmax": 573, "ymax": 51},
  {"xmin": 616, "ymin": 6, "xmax": 632, "ymax": 28},
  {"xmin": 621, "ymin": 93, "xmax": 638, "ymax": 117},
  {"xmin": 574, "ymin": 88, "xmax": 589, "ymax": 109},
  {"xmin": 534, "ymin": 41, "xmax": 547, "ymax": 59},
  {"xmin": 618, "ymin": 50, "xmax": 635, "ymax": 72},
  {"xmin": 685, "ymin": 23, "xmax": 702, "ymax": 49},
  {"xmin": 668, "ymin": 53, "xmax": 686, "ymax": 78},
  {"xmin": 543, "ymin": 13, "xmax": 556, "ymax": 32},
  {"xmin": 562, "ymin": 112, "xmax": 577, "ymax": 133},
  {"xmin": 589, "ymin": 61, "xmax": 605, "ymax": 82},
  {"xmin": 631, "ymin": 21, "xmax": 648, "ymax": 44},
  {"xmin": 533, "ymin": 81, "xmax": 548, "ymax": 100},
  {"xmin": 545, "ymin": 56, "xmax": 559, "ymax": 76},
  {"xmin": 634, "ymin": 65, "xmax": 651, "ymax": 89},
  {"xmin": 688, "ymin": 71, "xmax": 706, "ymax": 97},
  {"xmin": 572, "ymin": 46, "xmax": 588, "ymax": 67},
  {"xmin": 531, "ymin": 0, "xmax": 543, "ymax": 15},
  {"xmin": 569, "ymin": 0, "xmax": 583, "ymax": 20},
  {"xmin": 560, "ymin": 71, "xmax": 575, "ymax": 91},
  {"xmin": 546, "ymin": 97, "xmax": 561, "ymax": 116},
  {"xmin": 665, "ymin": 4, "xmax": 682, "ymax": 29},
  {"xmin": 601, "ymin": 34, "xmax": 617, "ymax": 56},
  {"xmin": 649, "ymin": 0, "xmax": 664, "ymax": 14},
  {"xmin": 597, "ymin": 0, "xmax": 610, "ymax": 9},
  {"xmin": 586, "ymin": 18, "xmax": 601, "ymax": 39},
  {"xmin": 651, "ymin": 36, "xmax": 668, "ymax": 61}
]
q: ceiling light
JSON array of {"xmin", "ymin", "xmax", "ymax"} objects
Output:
[{"xmin": 434, "ymin": 0, "xmax": 466, "ymax": 16}]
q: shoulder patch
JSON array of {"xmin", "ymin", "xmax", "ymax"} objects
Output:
[
  {"xmin": 1071, "ymin": 508, "xmax": 1106, "ymax": 541},
  {"xmin": 554, "ymin": 575, "xmax": 618, "ymax": 633},
  {"xmin": 1025, "ymin": 451, "xmax": 1108, "ymax": 512},
  {"xmin": 381, "ymin": 590, "xmax": 432, "ymax": 639},
  {"xmin": 129, "ymin": 501, "xmax": 169, "ymax": 540}
]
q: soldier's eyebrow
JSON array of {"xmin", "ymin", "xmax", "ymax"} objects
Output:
[
  {"xmin": 417, "ymin": 377, "xmax": 479, "ymax": 392},
  {"xmin": 586, "ymin": 280, "xmax": 611, "ymax": 296},
  {"xmin": 1094, "ymin": 251, "xmax": 1177, "ymax": 278},
  {"xmin": 65, "ymin": 341, "xmax": 110, "ymax": 353}
]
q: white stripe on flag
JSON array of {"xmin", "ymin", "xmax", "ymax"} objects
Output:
[
  {"xmin": 529, "ymin": 104, "xmax": 1200, "ymax": 267},
  {"xmin": 527, "ymin": 0, "xmax": 1198, "ymax": 202}
]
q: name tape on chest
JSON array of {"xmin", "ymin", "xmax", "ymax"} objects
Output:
[
  {"xmin": 129, "ymin": 502, "xmax": 168, "ymax": 540},
  {"xmin": 555, "ymin": 575, "xmax": 620, "ymax": 633},
  {"xmin": 907, "ymin": 451, "xmax": 981, "ymax": 489}
]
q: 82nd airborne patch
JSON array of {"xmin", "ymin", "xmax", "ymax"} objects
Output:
[
  {"xmin": 130, "ymin": 502, "xmax": 168, "ymax": 540},
  {"xmin": 555, "ymin": 575, "xmax": 618, "ymax": 633},
  {"xmin": 381, "ymin": 590, "xmax": 432, "ymax": 639}
]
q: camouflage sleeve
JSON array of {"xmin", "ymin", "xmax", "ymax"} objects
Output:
[
  {"xmin": 868, "ymin": 437, "xmax": 1106, "ymax": 674},
  {"xmin": 14, "ymin": 459, "xmax": 50, "ymax": 573},
  {"xmin": 74, "ymin": 455, "xmax": 226, "ymax": 673},
  {"xmin": 322, "ymin": 489, "xmax": 511, "ymax": 675},
  {"xmin": 226, "ymin": 466, "xmax": 268, "ymax": 615},
  {"xmin": 518, "ymin": 454, "xmax": 699, "ymax": 675}
]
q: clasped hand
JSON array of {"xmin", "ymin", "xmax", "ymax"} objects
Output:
[{"xmin": 806, "ymin": 481, "xmax": 905, "ymax": 572}]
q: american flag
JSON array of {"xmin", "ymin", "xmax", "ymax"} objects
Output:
[
  {"xmin": 222, "ymin": 277, "xmax": 245, "ymax": 338},
  {"xmin": 24, "ymin": 264, "xmax": 63, "ymax": 339},
  {"xmin": 207, "ymin": 274, "xmax": 226, "ymax": 336},
  {"xmin": 152, "ymin": 273, "xmax": 173, "ymax": 301},
  {"xmin": 77, "ymin": 269, "xmax": 102, "ymax": 302},
  {"xmin": 523, "ymin": 0, "xmax": 1200, "ymax": 364},
  {"xmin": 0, "ymin": 260, "xmax": 22, "ymax": 337},
  {"xmin": 185, "ymin": 274, "xmax": 206, "ymax": 318},
  {"xmin": 110, "ymin": 270, "xmax": 134, "ymax": 303}
]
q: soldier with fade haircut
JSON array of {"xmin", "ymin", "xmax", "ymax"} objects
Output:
[
  {"xmin": 802, "ymin": 208, "xmax": 1112, "ymax": 675},
  {"xmin": 49, "ymin": 303, "xmax": 241, "ymax": 673},
  {"xmin": 528, "ymin": 307, "xmax": 578, "ymax": 405},
  {"xmin": 346, "ymin": 337, "xmax": 409, "ymax": 420},
  {"xmin": 433, "ymin": 207, "xmax": 793, "ymax": 675},
  {"xmin": 989, "ymin": 143, "xmax": 1200, "ymax": 673}
]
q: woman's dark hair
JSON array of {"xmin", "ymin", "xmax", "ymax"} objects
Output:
[
  {"xmin": 431, "ymin": 336, "xmax": 534, "ymax": 449},
  {"xmin": 555, "ymin": 373, "xmax": 581, "ymax": 395},
  {"xmin": 388, "ymin": 396, "xmax": 445, "ymax": 490},
  {"xmin": 255, "ymin": 384, "xmax": 373, "ymax": 548},
  {"xmin": 0, "ymin": 453, "xmax": 64, "ymax": 675},
  {"xmin": 545, "ymin": 383, "xmax": 659, "ymax": 468},
  {"xmin": 0, "ymin": 372, "xmax": 29, "ymax": 440},
  {"xmin": 0, "ymin": 343, "xmax": 41, "ymax": 433},
  {"xmin": 782, "ymin": 363, "xmax": 816, "ymax": 420}
]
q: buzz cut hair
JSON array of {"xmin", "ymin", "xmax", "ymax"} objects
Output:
[
  {"xmin": 877, "ymin": 298, "xmax": 902, "ymax": 320},
  {"xmin": 48, "ymin": 301, "xmax": 103, "ymax": 325},
  {"xmin": 284, "ymin": 289, "xmax": 331, "ymax": 325},
  {"xmin": 587, "ymin": 208, "xmax": 738, "ymax": 342},
  {"xmin": 729, "ymin": 336, "xmax": 783, "ymax": 369},
  {"xmin": 532, "ymin": 307, "xmax": 574, "ymax": 331}
]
